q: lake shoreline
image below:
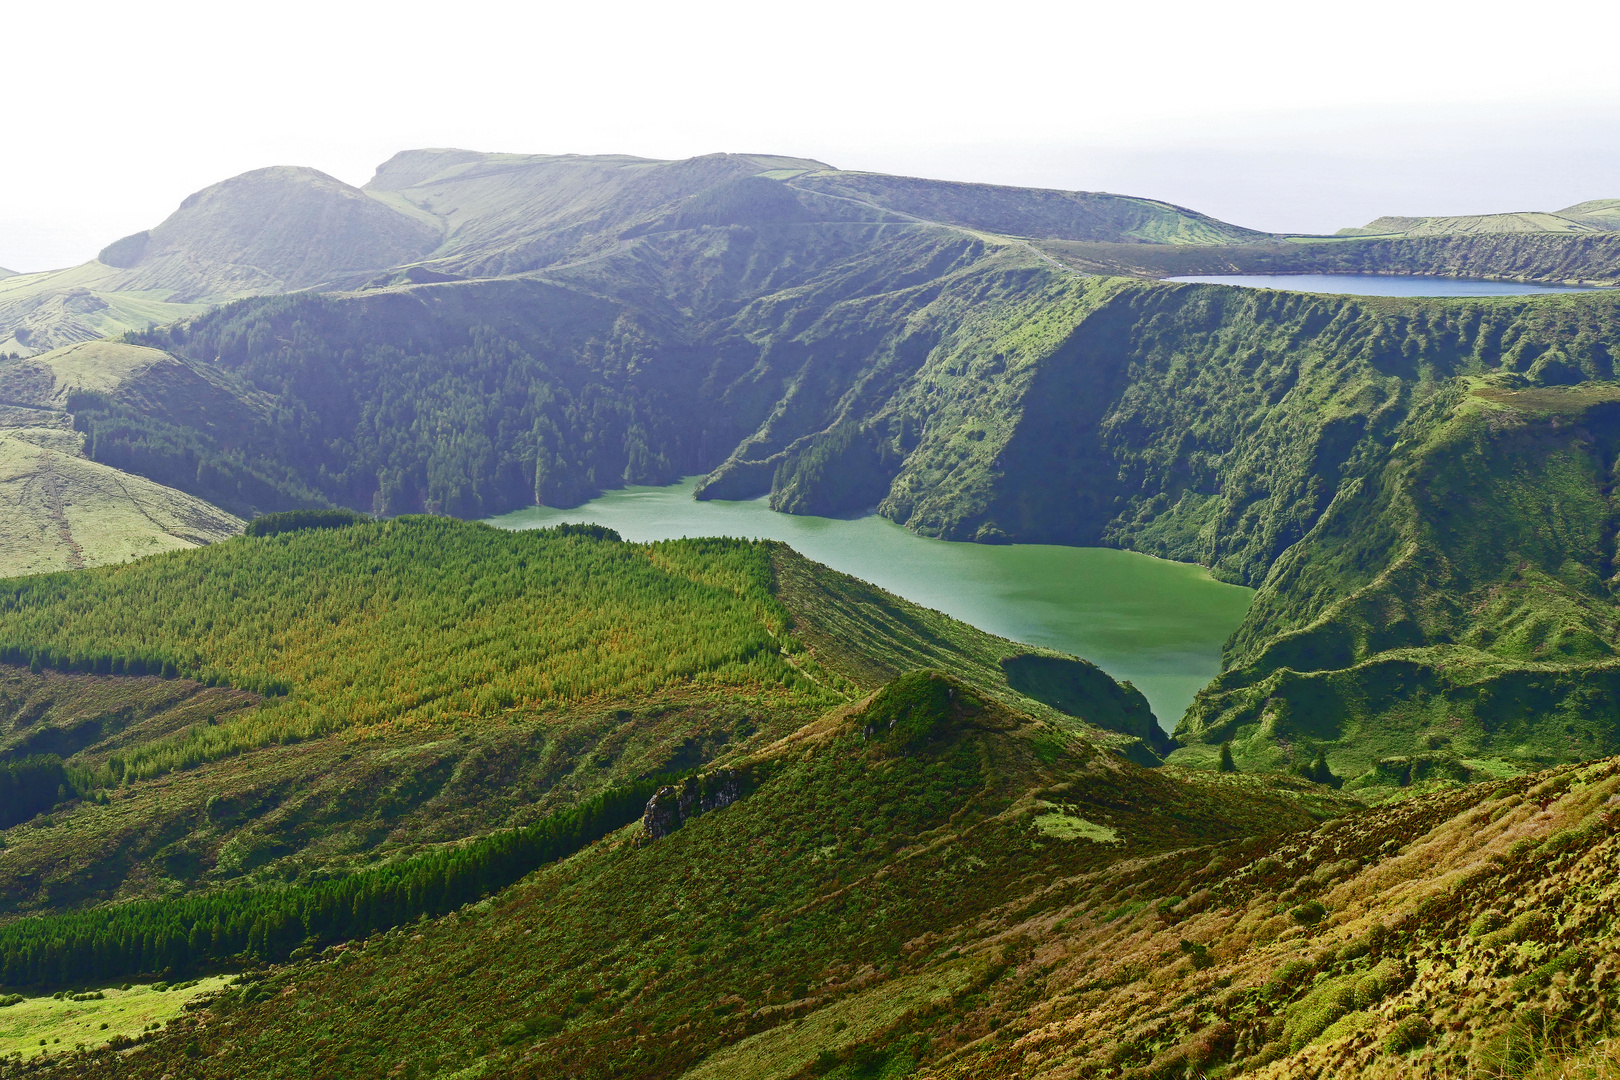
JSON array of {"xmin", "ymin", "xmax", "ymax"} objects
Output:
[{"xmin": 488, "ymin": 478, "xmax": 1253, "ymax": 732}]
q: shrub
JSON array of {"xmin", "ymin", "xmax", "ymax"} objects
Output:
[
  {"xmin": 1218, "ymin": 741, "xmax": 1237, "ymax": 772},
  {"xmin": 1354, "ymin": 959, "xmax": 1403, "ymax": 1007},
  {"xmin": 0, "ymin": 755, "xmax": 71, "ymax": 829},
  {"xmin": 544, "ymin": 522, "xmax": 622, "ymax": 542},
  {"xmin": 861, "ymin": 671, "xmax": 957, "ymax": 753},
  {"xmin": 1480, "ymin": 910, "xmax": 1552, "ymax": 950},
  {"xmin": 1296, "ymin": 750, "xmax": 1341, "ymax": 788},
  {"xmin": 1384, "ymin": 1014, "xmax": 1431, "ymax": 1054},
  {"xmin": 1291, "ymin": 900, "xmax": 1327, "ymax": 925},
  {"xmin": 1263, "ymin": 959, "xmax": 1316, "ymax": 998},
  {"xmin": 1284, "ymin": 976, "xmax": 1359, "ymax": 1049}
]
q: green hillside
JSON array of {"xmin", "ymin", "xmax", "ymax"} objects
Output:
[
  {"xmin": 0, "ymin": 342, "xmax": 242, "ymax": 575},
  {"xmin": 26, "ymin": 669, "xmax": 1620, "ymax": 1080},
  {"xmin": 75, "ymin": 204, "xmax": 1620, "ymax": 776},
  {"xmin": 13, "ymin": 668, "xmax": 1352, "ymax": 1077},
  {"xmin": 0, "ymin": 517, "xmax": 1162, "ymax": 920},
  {"xmin": 0, "ymin": 264, "xmax": 209, "ymax": 356},
  {"xmin": 1338, "ymin": 199, "xmax": 1620, "ymax": 238}
]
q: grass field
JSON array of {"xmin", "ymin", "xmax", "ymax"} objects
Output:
[
  {"xmin": 0, "ymin": 976, "xmax": 228, "ymax": 1060},
  {"xmin": 0, "ymin": 434, "xmax": 241, "ymax": 577}
]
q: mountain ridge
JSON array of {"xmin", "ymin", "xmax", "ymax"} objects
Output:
[
  {"xmin": 0, "ymin": 149, "xmax": 1273, "ymax": 356},
  {"xmin": 1340, "ymin": 198, "xmax": 1620, "ymax": 238}
]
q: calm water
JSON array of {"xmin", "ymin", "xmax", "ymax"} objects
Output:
[
  {"xmin": 1165, "ymin": 273, "xmax": 1610, "ymax": 297},
  {"xmin": 488, "ymin": 479, "xmax": 1253, "ymax": 731}
]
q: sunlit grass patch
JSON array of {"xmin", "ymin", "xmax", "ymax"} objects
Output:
[
  {"xmin": 0, "ymin": 975, "xmax": 228, "ymax": 1060},
  {"xmin": 1032, "ymin": 807, "xmax": 1120, "ymax": 843}
]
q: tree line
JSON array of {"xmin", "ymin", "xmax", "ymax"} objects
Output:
[{"xmin": 0, "ymin": 773, "xmax": 673, "ymax": 989}]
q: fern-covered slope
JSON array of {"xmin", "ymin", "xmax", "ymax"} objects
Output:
[
  {"xmin": 38, "ymin": 680, "xmax": 1620, "ymax": 1080},
  {"xmin": 43, "ymin": 672, "xmax": 1348, "ymax": 1080}
]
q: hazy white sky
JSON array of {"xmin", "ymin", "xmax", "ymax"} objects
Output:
[{"xmin": 5, "ymin": 0, "xmax": 1620, "ymax": 271}]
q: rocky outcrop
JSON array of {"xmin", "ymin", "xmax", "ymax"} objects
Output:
[{"xmin": 639, "ymin": 769, "xmax": 747, "ymax": 842}]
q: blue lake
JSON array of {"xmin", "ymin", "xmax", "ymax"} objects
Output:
[{"xmin": 1165, "ymin": 273, "xmax": 1610, "ymax": 297}]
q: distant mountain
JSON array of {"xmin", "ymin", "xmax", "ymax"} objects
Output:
[
  {"xmin": 93, "ymin": 165, "xmax": 442, "ymax": 300},
  {"xmin": 1338, "ymin": 198, "xmax": 1620, "ymax": 237},
  {"xmin": 790, "ymin": 169, "xmax": 1267, "ymax": 244},
  {"xmin": 0, "ymin": 151, "xmax": 1274, "ymax": 355},
  {"xmin": 0, "ymin": 167, "xmax": 442, "ymax": 355}
]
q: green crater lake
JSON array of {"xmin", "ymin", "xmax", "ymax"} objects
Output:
[{"xmin": 488, "ymin": 479, "xmax": 1253, "ymax": 731}]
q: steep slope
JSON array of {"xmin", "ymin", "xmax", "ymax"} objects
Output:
[
  {"xmin": 0, "ymin": 519, "xmax": 1157, "ymax": 918},
  {"xmin": 37, "ymin": 681, "xmax": 1620, "ymax": 1080},
  {"xmin": 113, "ymin": 218, "xmax": 1620, "ymax": 773},
  {"xmin": 0, "ymin": 342, "xmax": 243, "ymax": 575},
  {"xmin": 14, "ymin": 153, "xmax": 1620, "ymax": 777},
  {"xmin": 28, "ymin": 671, "xmax": 1348, "ymax": 1079}
]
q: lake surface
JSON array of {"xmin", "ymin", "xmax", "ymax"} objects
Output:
[
  {"xmin": 1165, "ymin": 273, "xmax": 1610, "ymax": 297},
  {"xmin": 487, "ymin": 479, "xmax": 1253, "ymax": 732}
]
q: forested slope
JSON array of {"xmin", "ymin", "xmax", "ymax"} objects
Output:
[{"xmin": 0, "ymin": 516, "xmax": 1155, "ymax": 923}]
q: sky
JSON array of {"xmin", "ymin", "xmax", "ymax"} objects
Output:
[{"xmin": 4, "ymin": 0, "xmax": 1620, "ymax": 271}]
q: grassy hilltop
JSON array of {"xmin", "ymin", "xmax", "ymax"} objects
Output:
[{"xmin": 0, "ymin": 341, "xmax": 242, "ymax": 575}]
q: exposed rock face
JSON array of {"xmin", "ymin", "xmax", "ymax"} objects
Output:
[{"xmin": 640, "ymin": 769, "xmax": 746, "ymax": 842}]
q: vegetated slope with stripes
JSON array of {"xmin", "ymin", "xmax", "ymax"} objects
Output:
[
  {"xmin": 0, "ymin": 519, "xmax": 834, "ymax": 781},
  {"xmin": 0, "ymin": 514, "xmax": 1158, "ymax": 927},
  {"xmin": 0, "ymin": 774, "xmax": 672, "ymax": 987},
  {"xmin": 51, "ymin": 696, "xmax": 1620, "ymax": 1080},
  {"xmin": 51, "ymin": 672, "xmax": 1350, "ymax": 1080}
]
